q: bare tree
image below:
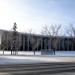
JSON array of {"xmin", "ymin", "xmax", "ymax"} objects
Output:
[
  {"xmin": 27, "ymin": 29, "xmax": 36, "ymax": 55},
  {"xmin": 41, "ymin": 24, "xmax": 61, "ymax": 55},
  {"xmin": 66, "ymin": 24, "xmax": 75, "ymax": 50},
  {"xmin": 27, "ymin": 28, "xmax": 35, "ymax": 34},
  {"xmin": 41, "ymin": 24, "xmax": 61, "ymax": 36},
  {"xmin": 66, "ymin": 24, "xmax": 75, "ymax": 37},
  {"xmin": 11, "ymin": 22, "xmax": 18, "ymax": 55}
]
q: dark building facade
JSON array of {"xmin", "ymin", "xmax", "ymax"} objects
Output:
[{"xmin": 0, "ymin": 30, "xmax": 75, "ymax": 51}]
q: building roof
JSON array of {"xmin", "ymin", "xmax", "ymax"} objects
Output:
[{"xmin": 0, "ymin": 29, "xmax": 75, "ymax": 39}]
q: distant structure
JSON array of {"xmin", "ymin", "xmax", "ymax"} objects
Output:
[{"xmin": 0, "ymin": 24, "xmax": 75, "ymax": 51}]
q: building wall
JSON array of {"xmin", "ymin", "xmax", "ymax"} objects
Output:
[{"xmin": 0, "ymin": 30, "xmax": 75, "ymax": 51}]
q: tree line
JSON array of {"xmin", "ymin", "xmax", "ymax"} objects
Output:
[{"xmin": 0, "ymin": 23, "xmax": 75, "ymax": 55}]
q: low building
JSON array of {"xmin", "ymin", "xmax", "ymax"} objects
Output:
[{"xmin": 0, "ymin": 29, "xmax": 75, "ymax": 51}]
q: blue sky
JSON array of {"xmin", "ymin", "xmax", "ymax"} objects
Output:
[{"xmin": 0, "ymin": 0, "xmax": 75, "ymax": 34}]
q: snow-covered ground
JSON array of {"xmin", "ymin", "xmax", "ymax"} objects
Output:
[
  {"xmin": 56, "ymin": 51, "xmax": 75, "ymax": 56},
  {"xmin": 0, "ymin": 55, "xmax": 75, "ymax": 65},
  {"xmin": 0, "ymin": 51, "xmax": 75, "ymax": 56},
  {"xmin": 0, "ymin": 51, "xmax": 75, "ymax": 64}
]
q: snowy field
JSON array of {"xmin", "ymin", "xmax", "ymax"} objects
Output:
[
  {"xmin": 0, "ymin": 51, "xmax": 75, "ymax": 64},
  {"xmin": 0, "ymin": 55, "xmax": 75, "ymax": 64}
]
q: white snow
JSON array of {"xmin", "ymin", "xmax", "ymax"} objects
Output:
[
  {"xmin": 0, "ymin": 51, "xmax": 75, "ymax": 64},
  {"xmin": 0, "ymin": 55, "xmax": 75, "ymax": 65},
  {"xmin": 0, "ymin": 51, "xmax": 75, "ymax": 56}
]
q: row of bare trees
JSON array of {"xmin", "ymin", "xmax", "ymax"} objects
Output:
[
  {"xmin": 42, "ymin": 24, "xmax": 75, "ymax": 37},
  {"xmin": 27, "ymin": 24, "xmax": 75, "ymax": 55},
  {"xmin": 40, "ymin": 24, "xmax": 75, "ymax": 37},
  {"xmin": 1, "ymin": 23, "xmax": 75, "ymax": 55}
]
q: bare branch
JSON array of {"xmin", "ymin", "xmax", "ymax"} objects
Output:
[
  {"xmin": 41, "ymin": 24, "xmax": 61, "ymax": 36},
  {"xmin": 66, "ymin": 24, "xmax": 75, "ymax": 37}
]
